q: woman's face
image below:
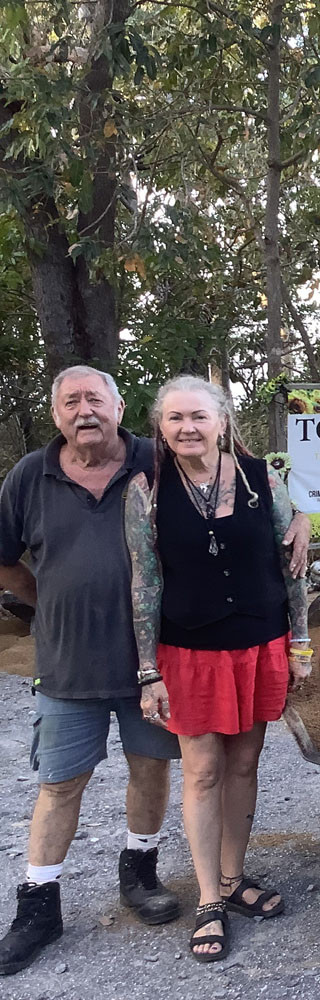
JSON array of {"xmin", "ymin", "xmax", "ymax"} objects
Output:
[{"xmin": 160, "ymin": 389, "xmax": 226, "ymax": 461}]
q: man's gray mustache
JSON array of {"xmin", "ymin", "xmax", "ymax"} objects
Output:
[{"xmin": 75, "ymin": 419, "xmax": 101, "ymax": 428}]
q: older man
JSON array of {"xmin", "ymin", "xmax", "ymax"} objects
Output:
[
  {"xmin": 0, "ymin": 366, "xmax": 181, "ymax": 976},
  {"xmin": 0, "ymin": 366, "xmax": 309, "ymax": 975}
]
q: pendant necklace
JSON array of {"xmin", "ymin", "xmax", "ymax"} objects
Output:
[{"xmin": 175, "ymin": 452, "xmax": 222, "ymax": 556}]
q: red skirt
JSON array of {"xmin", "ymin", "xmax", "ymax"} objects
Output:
[{"xmin": 157, "ymin": 635, "xmax": 290, "ymax": 736}]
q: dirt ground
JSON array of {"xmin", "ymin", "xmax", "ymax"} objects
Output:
[{"xmin": 1, "ymin": 619, "xmax": 320, "ymax": 1000}]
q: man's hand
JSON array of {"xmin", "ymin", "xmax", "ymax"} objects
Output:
[
  {"xmin": 282, "ymin": 513, "xmax": 310, "ymax": 579},
  {"xmin": 141, "ymin": 680, "xmax": 170, "ymax": 729},
  {"xmin": 0, "ymin": 561, "xmax": 37, "ymax": 608}
]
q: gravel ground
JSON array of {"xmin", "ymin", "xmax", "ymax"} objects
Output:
[{"xmin": 1, "ymin": 671, "xmax": 320, "ymax": 1000}]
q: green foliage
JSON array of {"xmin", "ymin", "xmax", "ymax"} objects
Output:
[
  {"xmin": 258, "ymin": 373, "xmax": 289, "ymax": 405},
  {"xmin": 309, "ymin": 514, "xmax": 320, "ymax": 541},
  {"xmin": 0, "ymin": 0, "xmax": 320, "ymax": 456}
]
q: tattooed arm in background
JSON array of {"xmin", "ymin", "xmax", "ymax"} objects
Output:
[
  {"xmin": 125, "ymin": 473, "xmax": 170, "ymax": 726},
  {"xmin": 267, "ymin": 464, "xmax": 310, "ymax": 690}
]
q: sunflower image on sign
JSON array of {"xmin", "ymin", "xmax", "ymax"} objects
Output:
[
  {"xmin": 311, "ymin": 390, "xmax": 320, "ymax": 413},
  {"xmin": 288, "ymin": 390, "xmax": 313, "ymax": 414},
  {"xmin": 265, "ymin": 452, "xmax": 291, "ymax": 482}
]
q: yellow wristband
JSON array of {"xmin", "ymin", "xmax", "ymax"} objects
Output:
[{"xmin": 289, "ymin": 648, "xmax": 313, "ymax": 656}]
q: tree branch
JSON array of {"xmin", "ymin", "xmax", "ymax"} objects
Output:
[
  {"xmin": 281, "ymin": 280, "xmax": 320, "ymax": 381},
  {"xmin": 185, "ymin": 123, "xmax": 319, "ymax": 384},
  {"xmin": 129, "ymin": 0, "xmax": 212, "ymax": 23},
  {"xmin": 186, "ymin": 125, "xmax": 265, "ymax": 253},
  {"xmin": 207, "ymin": 103, "xmax": 268, "ymax": 121},
  {"xmin": 281, "ymin": 86, "xmax": 301, "ymax": 122},
  {"xmin": 0, "ymin": 405, "xmax": 16, "ymax": 424},
  {"xmin": 280, "ymin": 149, "xmax": 306, "ymax": 170}
]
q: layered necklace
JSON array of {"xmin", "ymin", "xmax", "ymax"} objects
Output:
[{"xmin": 175, "ymin": 452, "xmax": 222, "ymax": 556}]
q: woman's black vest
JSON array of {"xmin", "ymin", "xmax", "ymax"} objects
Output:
[{"xmin": 156, "ymin": 455, "xmax": 288, "ymax": 631}]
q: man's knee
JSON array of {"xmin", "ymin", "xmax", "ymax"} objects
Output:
[
  {"xmin": 126, "ymin": 754, "xmax": 170, "ymax": 790},
  {"xmin": 39, "ymin": 770, "xmax": 93, "ymax": 802}
]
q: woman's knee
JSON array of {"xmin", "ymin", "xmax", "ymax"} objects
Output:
[
  {"xmin": 184, "ymin": 756, "xmax": 224, "ymax": 796},
  {"xmin": 226, "ymin": 749, "xmax": 261, "ymax": 779}
]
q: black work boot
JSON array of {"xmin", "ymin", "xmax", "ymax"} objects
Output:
[
  {"xmin": 119, "ymin": 847, "xmax": 179, "ymax": 925},
  {"xmin": 0, "ymin": 881, "xmax": 63, "ymax": 976}
]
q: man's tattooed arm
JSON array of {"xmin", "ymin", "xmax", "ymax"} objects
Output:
[
  {"xmin": 267, "ymin": 463, "xmax": 308, "ymax": 639},
  {"xmin": 125, "ymin": 473, "xmax": 162, "ymax": 673}
]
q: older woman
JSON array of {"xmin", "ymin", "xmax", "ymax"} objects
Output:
[{"xmin": 125, "ymin": 375, "xmax": 310, "ymax": 963}]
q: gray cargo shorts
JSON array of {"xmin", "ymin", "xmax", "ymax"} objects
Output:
[{"xmin": 31, "ymin": 691, "xmax": 181, "ymax": 783}]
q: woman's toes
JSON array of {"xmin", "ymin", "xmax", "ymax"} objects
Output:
[
  {"xmin": 192, "ymin": 920, "xmax": 223, "ymax": 955},
  {"xmin": 263, "ymin": 894, "xmax": 281, "ymax": 912}
]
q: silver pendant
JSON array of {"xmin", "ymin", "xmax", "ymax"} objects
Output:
[{"xmin": 208, "ymin": 531, "xmax": 218, "ymax": 556}]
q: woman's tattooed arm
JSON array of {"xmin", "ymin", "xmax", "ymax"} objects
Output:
[
  {"xmin": 125, "ymin": 473, "xmax": 162, "ymax": 672},
  {"xmin": 267, "ymin": 463, "xmax": 308, "ymax": 639}
]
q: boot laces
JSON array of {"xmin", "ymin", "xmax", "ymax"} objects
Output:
[
  {"xmin": 12, "ymin": 892, "xmax": 51, "ymax": 930},
  {"xmin": 138, "ymin": 852, "xmax": 158, "ymax": 890}
]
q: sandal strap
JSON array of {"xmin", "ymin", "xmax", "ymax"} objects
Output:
[
  {"xmin": 228, "ymin": 877, "xmax": 260, "ymax": 901},
  {"xmin": 228, "ymin": 877, "xmax": 280, "ymax": 911},
  {"xmin": 195, "ymin": 903, "xmax": 228, "ymax": 932},
  {"xmin": 191, "ymin": 933, "xmax": 225, "ymax": 948}
]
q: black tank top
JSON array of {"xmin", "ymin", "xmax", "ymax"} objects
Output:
[{"xmin": 156, "ymin": 455, "xmax": 288, "ymax": 650}]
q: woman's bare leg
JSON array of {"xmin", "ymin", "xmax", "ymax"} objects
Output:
[
  {"xmin": 179, "ymin": 732, "xmax": 226, "ymax": 956},
  {"xmin": 220, "ymin": 723, "xmax": 281, "ymax": 912}
]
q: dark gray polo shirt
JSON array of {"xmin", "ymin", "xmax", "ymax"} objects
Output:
[{"xmin": 0, "ymin": 429, "xmax": 154, "ymax": 699}]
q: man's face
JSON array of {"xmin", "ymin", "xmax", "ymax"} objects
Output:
[{"xmin": 51, "ymin": 374, "xmax": 124, "ymax": 448}]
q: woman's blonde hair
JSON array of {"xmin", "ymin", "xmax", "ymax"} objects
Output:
[{"xmin": 150, "ymin": 374, "xmax": 259, "ymax": 511}]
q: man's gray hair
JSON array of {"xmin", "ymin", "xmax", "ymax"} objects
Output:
[{"xmin": 51, "ymin": 365, "xmax": 122, "ymax": 406}]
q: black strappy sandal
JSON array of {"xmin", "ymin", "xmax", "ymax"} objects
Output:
[
  {"xmin": 190, "ymin": 900, "xmax": 230, "ymax": 964},
  {"xmin": 222, "ymin": 876, "xmax": 284, "ymax": 919}
]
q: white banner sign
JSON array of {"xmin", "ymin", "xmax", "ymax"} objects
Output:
[{"xmin": 287, "ymin": 387, "xmax": 320, "ymax": 512}]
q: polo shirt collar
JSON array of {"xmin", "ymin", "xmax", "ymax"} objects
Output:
[{"xmin": 43, "ymin": 426, "xmax": 135, "ymax": 478}]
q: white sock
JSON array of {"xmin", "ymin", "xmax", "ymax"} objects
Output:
[
  {"xmin": 127, "ymin": 830, "xmax": 160, "ymax": 853},
  {"xmin": 26, "ymin": 862, "xmax": 63, "ymax": 884}
]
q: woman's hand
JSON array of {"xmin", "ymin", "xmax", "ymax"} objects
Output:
[
  {"xmin": 288, "ymin": 645, "xmax": 312, "ymax": 692},
  {"xmin": 141, "ymin": 680, "xmax": 170, "ymax": 728}
]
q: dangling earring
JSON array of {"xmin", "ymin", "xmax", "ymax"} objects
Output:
[
  {"xmin": 161, "ymin": 434, "xmax": 167, "ymax": 448},
  {"xmin": 219, "ymin": 433, "xmax": 226, "ymax": 449}
]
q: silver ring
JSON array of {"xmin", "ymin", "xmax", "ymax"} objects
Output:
[{"xmin": 150, "ymin": 711, "xmax": 160, "ymax": 720}]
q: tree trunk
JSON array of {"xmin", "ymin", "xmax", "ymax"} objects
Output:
[
  {"xmin": 24, "ymin": 198, "xmax": 82, "ymax": 378},
  {"xmin": 0, "ymin": 0, "xmax": 130, "ymax": 379},
  {"xmin": 265, "ymin": 1, "xmax": 286, "ymax": 451},
  {"xmin": 16, "ymin": 396, "xmax": 39, "ymax": 453},
  {"xmin": 220, "ymin": 338, "xmax": 231, "ymax": 394}
]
